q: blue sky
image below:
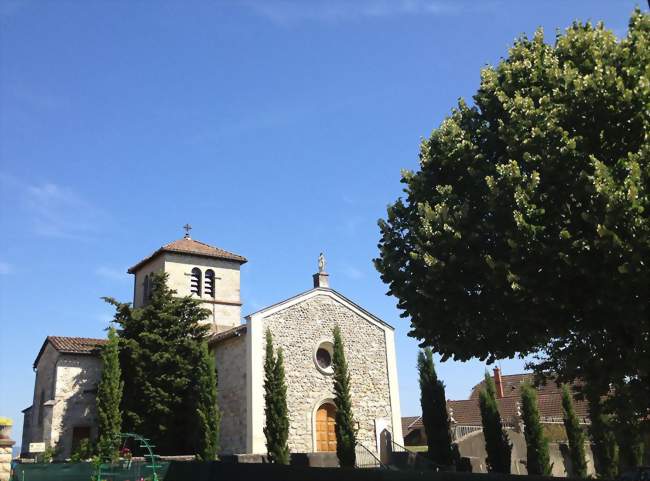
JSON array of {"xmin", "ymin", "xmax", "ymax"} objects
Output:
[{"xmin": 0, "ymin": 0, "xmax": 643, "ymax": 448}]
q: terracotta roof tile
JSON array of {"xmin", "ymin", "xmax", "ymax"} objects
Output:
[
  {"xmin": 128, "ymin": 237, "xmax": 247, "ymax": 273},
  {"xmin": 401, "ymin": 416, "xmax": 421, "ymax": 437},
  {"xmin": 34, "ymin": 336, "xmax": 107, "ymax": 368},
  {"xmin": 207, "ymin": 325, "xmax": 247, "ymax": 346}
]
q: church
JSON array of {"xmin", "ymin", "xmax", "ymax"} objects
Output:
[{"xmin": 20, "ymin": 231, "xmax": 403, "ymax": 460}]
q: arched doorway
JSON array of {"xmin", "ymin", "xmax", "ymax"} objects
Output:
[{"xmin": 315, "ymin": 403, "xmax": 337, "ymax": 452}]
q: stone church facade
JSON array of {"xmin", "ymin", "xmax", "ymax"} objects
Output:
[{"xmin": 21, "ymin": 234, "xmax": 402, "ymax": 459}]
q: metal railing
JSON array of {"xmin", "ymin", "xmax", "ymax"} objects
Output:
[
  {"xmin": 451, "ymin": 425, "xmax": 483, "ymax": 441},
  {"xmin": 354, "ymin": 443, "xmax": 387, "ymax": 469}
]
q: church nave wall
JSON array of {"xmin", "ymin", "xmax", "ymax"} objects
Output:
[
  {"xmin": 213, "ymin": 335, "xmax": 247, "ymax": 454},
  {"xmin": 262, "ymin": 294, "xmax": 394, "ymax": 454}
]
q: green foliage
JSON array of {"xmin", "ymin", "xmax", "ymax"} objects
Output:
[
  {"xmin": 520, "ymin": 383, "xmax": 551, "ymax": 475},
  {"xmin": 69, "ymin": 439, "xmax": 94, "ymax": 462},
  {"xmin": 586, "ymin": 387, "xmax": 619, "ymax": 478},
  {"xmin": 374, "ymin": 10, "xmax": 650, "ymax": 417},
  {"xmin": 104, "ymin": 272, "xmax": 218, "ymax": 456},
  {"xmin": 561, "ymin": 385, "xmax": 587, "ymax": 477},
  {"xmin": 332, "ymin": 326, "xmax": 356, "ymax": 468},
  {"xmin": 40, "ymin": 444, "xmax": 60, "ymax": 463},
  {"xmin": 96, "ymin": 326, "xmax": 123, "ymax": 463},
  {"xmin": 478, "ymin": 373, "xmax": 511, "ymax": 473},
  {"xmin": 194, "ymin": 341, "xmax": 220, "ymax": 460},
  {"xmin": 263, "ymin": 329, "xmax": 290, "ymax": 465},
  {"xmin": 417, "ymin": 348, "xmax": 454, "ymax": 466},
  {"xmin": 610, "ymin": 382, "xmax": 645, "ymax": 470}
]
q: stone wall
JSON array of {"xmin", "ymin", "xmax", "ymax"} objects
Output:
[
  {"xmin": 214, "ymin": 335, "xmax": 247, "ymax": 454},
  {"xmin": 262, "ymin": 294, "xmax": 394, "ymax": 454},
  {"xmin": 21, "ymin": 343, "xmax": 58, "ymax": 454},
  {"xmin": 456, "ymin": 429, "xmax": 597, "ymax": 476},
  {"xmin": 51, "ymin": 354, "xmax": 103, "ymax": 459}
]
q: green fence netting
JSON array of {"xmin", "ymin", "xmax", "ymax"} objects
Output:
[{"xmin": 12, "ymin": 461, "xmax": 170, "ymax": 481}]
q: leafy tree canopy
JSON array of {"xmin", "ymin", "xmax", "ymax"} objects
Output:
[{"xmin": 375, "ymin": 11, "xmax": 649, "ymax": 408}]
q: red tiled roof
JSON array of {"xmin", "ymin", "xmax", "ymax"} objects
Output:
[
  {"xmin": 469, "ymin": 373, "xmax": 578, "ymax": 400},
  {"xmin": 34, "ymin": 336, "xmax": 107, "ymax": 368},
  {"xmin": 407, "ymin": 373, "xmax": 590, "ymax": 430},
  {"xmin": 128, "ymin": 237, "xmax": 247, "ymax": 273}
]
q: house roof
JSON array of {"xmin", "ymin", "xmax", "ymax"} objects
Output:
[
  {"xmin": 34, "ymin": 336, "xmax": 107, "ymax": 368},
  {"xmin": 128, "ymin": 237, "xmax": 247, "ymax": 273},
  {"xmin": 469, "ymin": 372, "xmax": 576, "ymax": 400},
  {"xmin": 405, "ymin": 373, "xmax": 590, "ymax": 432},
  {"xmin": 401, "ymin": 416, "xmax": 421, "ymax": 438}
]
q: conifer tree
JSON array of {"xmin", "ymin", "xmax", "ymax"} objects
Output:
[
  {"xmin": 478, "ymin": 372, "xmax": 511, "ymax": 473},
  {"xmin": 263, "ymin": 329, "xmax": 290, "ymax": 464},
  {"xmin": 193, "ymin": 341, "xmax": 220, "ymax": 460},
  {"xmin": 332, "ymin": 326, "xmax": 356, "ymax": 467},
  {"xmin": 586, "ymin": 387, "xmax": 619, "ymax": 478},
  {"xmin": 96, "ymin": 326, "xmax": 123, "ymax": 462},
  {"xmin": 520, "ymin": 383, "xmax": 551, "ymax": 475},
  {"xmin": 561, "ymin": 385, "xmax": 587, "ymax": 477},
  {"xmin": 417, "ymin": 348, "xmax": 454, "ymax": 466},
  {"xmin": 104, "ymin": 272, "xmax": 217, "ymax": 455}
]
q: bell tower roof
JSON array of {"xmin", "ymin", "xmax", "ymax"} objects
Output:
[{"xmin": 127, "ymin": 237, "xmax": 247, "ymax": 274}]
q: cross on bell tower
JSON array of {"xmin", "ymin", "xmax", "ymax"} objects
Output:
[{"xmin": 183, "ymin": 223, "xmax": 192, "ymax": 239}]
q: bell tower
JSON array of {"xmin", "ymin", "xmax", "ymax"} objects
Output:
[{"xmin": 127, "ymin": 227, "xmax": 247, "ymax": 332}]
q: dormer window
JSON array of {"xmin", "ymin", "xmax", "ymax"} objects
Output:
[
  {"xmin": 190, "ymin": 268, "xmax": 202, "ymax": 295},
  {"xmin": 204, "ymin": 269, "xmax": 215, "ymax": 298}
]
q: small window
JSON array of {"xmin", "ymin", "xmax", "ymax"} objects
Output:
[
  {"xmin": 190, "ymin": 268, "xmax": 202, "ymax": 295},
  {"xmin": 204, "ymin": 270, "xmax": 215, "ymax": 298}
]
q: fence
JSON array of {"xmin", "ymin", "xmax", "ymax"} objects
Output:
[
  {"xmin": 11, "ymin": 461, "xmax": 170, "ymax": 481},
  {"xmin": 354, "ymin": 443, "xmax": 385, "ymax": 469}
]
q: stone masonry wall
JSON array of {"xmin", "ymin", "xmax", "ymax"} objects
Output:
[
  {"xmin": 263, "ymin": 294, "xmax": 393, "ymax": 453},
  {"xmin": 51, "ymin": 355, "xmax": 102, "ymax": 458},
  {"xmin": 214, "ymin": 335, "xmax": 247, "ymax": 454}
]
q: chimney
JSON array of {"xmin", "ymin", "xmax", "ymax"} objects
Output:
[
  {"xmin": 493, "ymin": 367, "xmax": 504, "ymax": 398},
  {"xmin": 313, "ymin": 271, "xmax": 329, "ymax": 288}
]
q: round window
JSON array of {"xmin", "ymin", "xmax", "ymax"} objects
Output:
[
  {"xmin": 316, "ymin": 347, "xmax": 332, "ymax": 369},
  {"xmin": 314, "ymin": 341, "xmax": 334, "ymax": 374}
]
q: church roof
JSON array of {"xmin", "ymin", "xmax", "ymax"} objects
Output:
[
  {"xmin": 127, "ymin": 237, "xmax": 247, "ymax": 273},
  {"xmin": 34, "ymin": 336, "xmax": 107, "ymax": 368},
  {"xmin": 207, "ymin": 324, "xmax": 247, "ymax": 346},
  {"xmin": 245, "ymin": 287, "xmax": 394, "ymax": 330}
]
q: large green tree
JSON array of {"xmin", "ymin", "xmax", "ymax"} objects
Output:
[
  {"xmin": 417, "ymin": 348, "xmax": 454, "ymax": 466},
  {"xmin": 375, "ymin": 11, "xmax": 649, "ymax": 416},
  {"xmin": 332, "ymin": 326, "xmax": 356, "ymax": 468},
  {"xmin": 561, "ymin": 385, "xmax": 587, "ymax": 478},
  {"xmin": 263, "ymin": 329, "xmax": 290, "ymax": 465},
  {"xmin": 520, "ymin": 383, "xmax": 551, "ymax": 476},
  {"xmin": 479, "ymin": 373, "xmax": 511, "ymax": 473},
  {"xmin": 104, "ymin": 272, "xmax": 219, "ymax": 456},
  {"xmin": 96, "ymin": 326, "xmax": 123, "ymax": 462}
]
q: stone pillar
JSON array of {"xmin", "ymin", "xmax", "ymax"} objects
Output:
[{"xmin": 0, "ymin": 420, "xmax": 14, "ymax": 481}]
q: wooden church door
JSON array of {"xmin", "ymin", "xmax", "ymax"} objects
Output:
[{"xmin": 316, "ymin": 403, "xmax": 337, "ymax": 452}]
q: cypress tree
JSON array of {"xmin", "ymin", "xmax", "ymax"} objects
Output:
[
  {"xmin": 263, "ymin": 329, "xmax": 290, "ymax": 464},
  {"xmin": 611, "ymin": 382, "xmax": 645, "ymax": 471},
  {"xmin": 586, "ymin": 387, "xmax": 619, "ymax": 478},
  {"xmin": 332, "ymin": 326, "xmax": 356, "ymax": 468},
  {"xmin": 105, "ymin": 272, "xmax": 216, "ymax": 455},
  {"xmin": 478, "ymin": 372, "xmax": 511, "ymax": 473},
  {"xmin": 417, "ymin": 348, "xmax": 454, "ymax": 466},
  {"xmin": 561, "ymin": 384, "xmax": 587, "ymax": 477},
  {"xmin": 96, "ymin": 326, "xmax": 123, "ymax": 462},
  {"xmin": 520, "ymin": 383, "xmax": 551, "ymax": 475},
  {"xmin": 193, "ymin": 341, "xmax": 220, "ymax": 460}
]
